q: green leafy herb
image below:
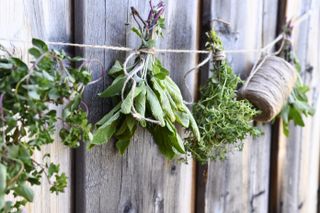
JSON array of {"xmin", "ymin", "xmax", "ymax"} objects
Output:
[
  {"xmin": 186, "ymin": 31, "xmax": 261, "ymax": 163},
  {"xmin": 278, "ymin": 27, "xmax": 314, "ymax": 136},
  {"xmin": 0, "ymin": 38, "xmax": 92, "ymax": 211},
  {"xmin": 90, "ymin": 2, "xmax": 200, "ymax": 158}
]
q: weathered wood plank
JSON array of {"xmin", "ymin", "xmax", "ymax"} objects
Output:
[
  {"xmin": 0, "ymin": 1, "xmax": 73, "ymax": 213},
  {"xmin": 74, "ymin": 1, "xmax": 199, "ymax": 212},
  {"xmin": 196, "ymin": 0, "xmax": 278, "ymax": 212},
  {"xmin": 275, "ymin": 0, "xmax": 320, "ymax": 212}
]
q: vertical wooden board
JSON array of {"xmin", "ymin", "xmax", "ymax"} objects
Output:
[
  {"xmin": 0, "ymin": 1, "xmax": 73, "ymax": 213},
  {"xmin": 75, "ymin": 1, "xmax": 199, "ymax": 212},
  {"xmin": 276, "ymin": 0, "xmax": 320, "ymax": 212},
  {"xmin": 197, "ymin": 0, "xmax": 278, "ymax": 212}
]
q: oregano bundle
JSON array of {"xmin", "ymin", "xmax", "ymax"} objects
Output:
[{"xmin": 0, "ymin": 39, "xmax": 92, "ymax": 211}]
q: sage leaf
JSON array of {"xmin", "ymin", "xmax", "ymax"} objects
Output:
[
  {"xmin": 174, "ymin": 110, "xmax": 189, "ymax": 128},
  {"xmin": 121, "ymin": 82, "xmax": 136, "ymax": 114},
  {"xmin": 96, "ymin": 103, "xmax": 121, "ymax": 126},
  {"xmin": 90, "ymin": 112, "xmax": 120, "ymax": 148},
  {"xmin": 151, "ymin": 78, "xmax": 175, "ymax": 122},
  {"xmin": 146, "ymin": 86, "xmax": 165, "ymax": 126},
  {"xmin": 152, "ymin": 59, "xmax": 169, "ymax": 79},
  {"xmin": 14, "ymin": 182, "xmax": 34, "ymax": 202},
  {"xmin": 0, "ymin": 164, "xmax": 6, "ymax": 194},
  {"xmin": 165, "ymin": 120, "xmax": 185, "ymax": 153},
  {"xmin": 99, "ymin": 75, "xmax": 126, "ymax": 97},
  {"xmin": 116, "ymin": 139, "xmax": 131, "ymax": 155},
  {"xmin": 148, "ymin": 126, "xmax": 176, "ymax": 159},
  {"xmin": 134, "ymin": 83, "xmax": 147, "ymax": 127},
  {"xmin": 108, "ymin": 60, "xmax": 123, "ymax": 77}
]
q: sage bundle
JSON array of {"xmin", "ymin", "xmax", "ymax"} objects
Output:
[
  {"xmin": 186, "ymin": 31, "xmax": 261, "ymax": 163},
  {"xmin": 90, "ymin": 2, "xmax": 200, "ymax": 158}
]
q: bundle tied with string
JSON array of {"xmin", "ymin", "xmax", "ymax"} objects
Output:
[{"xmin": 239, "ymin": 55, "xmax": 297, "ymax": 122}]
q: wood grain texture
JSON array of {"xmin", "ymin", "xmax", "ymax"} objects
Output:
[
  {"xmin": 196, "ymin": 0, "xmax": 278, "ymax": 212},
  {"xmin": 74, "ymin": 1, "xmax": 199, "ymax": 212},
  {"xmin": 275, "ymin": 0, "xmax": 320, "ymax": 212},
  {"xmin": 0, "ymin": 1, "xmax": 73, "ymax": 213}
]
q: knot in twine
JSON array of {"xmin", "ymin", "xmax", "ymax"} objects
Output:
[
  {"xmin": 239, "ymin": 55, "xmax": 297, "ymax": 122},
  {"xmin": 138, "ymin": 47, "xmax": 156, "ymax": 55}
]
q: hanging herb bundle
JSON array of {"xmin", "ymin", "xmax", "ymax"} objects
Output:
[
  {"xmin": 89, "ymin": 2, "xmax": 200, "ymax": 158},
  {"xmin": 278, "ymin": 24, "xmax": 314, "ymax": 136},
  {"xmin": 0, "ymin": 39, "xmax": 92, "ymax": 211},
  {"xmin": 186, "ymin": 31, "xmax": 261, "ymax": 163}
]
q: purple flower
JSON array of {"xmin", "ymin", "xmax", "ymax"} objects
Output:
[{"xmin": 146, "ymin": 1, "xmax": 165, "ymax": 31}]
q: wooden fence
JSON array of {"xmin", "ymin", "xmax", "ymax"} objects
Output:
[{"xmin": 0, "ymin": 0, "xmax": 320, "ymax": 212}]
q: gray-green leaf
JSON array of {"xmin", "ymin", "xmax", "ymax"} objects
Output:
[
  {"xmin": 14, "ymin": 182, "xmax": 34, "ymax": 202},
  {"xmin": 90, "ymin": 112, "xmax": 120, "ymax": 148},
  {"xmin": 146, "ymin": 86, "xmax": 165, "ymax": 126},
  {"xmin": 99, "ymin": 76, "xmax": 126, "ymax": 98}
]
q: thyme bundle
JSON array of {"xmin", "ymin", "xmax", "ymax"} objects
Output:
[
  {"xmin": 186, "ymin": 31, "xmax": 261, "ymax": 163},
  {"xmin": 89, "ymin": 2, "xmax": 200, "ymax": 158}
]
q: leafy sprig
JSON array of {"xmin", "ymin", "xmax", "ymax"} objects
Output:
[
  {"xmin": 186, "ymin": 31, "xmax": 261, "ymax": 163},
  {"xmin": 0, "ymin": 39, "xmax": 92, "ymax": 211},
  {"xmin": 278, "ymin": 27, "xmax": 314, "ymax": 136}
]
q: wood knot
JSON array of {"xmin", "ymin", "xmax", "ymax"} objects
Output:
[{"xmin": 123, "ymin": 200, "xmax": 136, "ymax": 213}]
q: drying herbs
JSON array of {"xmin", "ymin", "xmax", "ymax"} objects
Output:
[
  {"xmin": 89, "ymin": 2, "xmax": 200, "ymax": 158},
  {"xmin": 278, "ymin": 24, "xmax": 314, "ymax": 136},
  {"xmin": 0, "ymin": 39, "xmax": 92, "ymax": 211},
  {"xmin": 186, "ymin": 31, "xmax": 261, "ymax": 163}
]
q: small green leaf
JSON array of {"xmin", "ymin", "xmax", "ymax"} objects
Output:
[
  {"xmin": 28, "ymin": 48, "xmax": 41, "ymax": 58},
  {"xmin": 108, "ymin": 60, "xmax": 123, "ymax": 76},
  {"xmin": 289, "ymin": 107, "xmax": 305, "ymax": 126},
  {"xmin": 131, "ymin": 27, "xmax": 142, "ymax": 38},
  {"xmin": 32, "ymin": 38, "xmax": 48, "ymax": 52},
  {"xmin": 48, "ymin": 163, "xmax": 59, "ymax": 178},
  {"xmin": 28, "ymin": 90, "xmax": 41, "ymax": 100},
  {"xmin": 152, "ymin": 60, "xmax": 169, "ymax": 79},
  {"xmin": 116, "ymin": 139, "xmax": 131, "ymax": 155}
]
